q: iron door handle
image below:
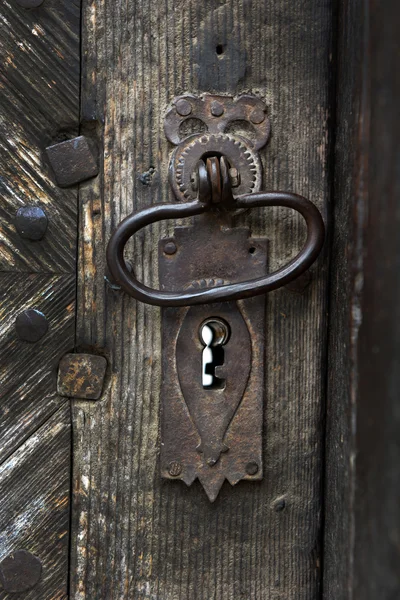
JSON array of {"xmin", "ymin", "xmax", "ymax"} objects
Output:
[{"xmin": 106, "ymin": 164, "xmax": 325, "ymax": 307}]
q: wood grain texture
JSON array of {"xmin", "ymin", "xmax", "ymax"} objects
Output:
[
  {"xmin": 72, "ymin": 1, "xmax": 333, "ymax": 598},
  {"xmin": 0, "ymin": 0, "xmax": 80, "ymax": 273},
  {"xmin": 0, "ymin": 404, "xmax": 71, "ymax": 600},
  {"xmin": 0, "ymin": 1, "xmax": 80, "ymax": 597},
  {"xmin": 322, "ymin": 0, "xmax": 368, "ymax": 596},
  {"xmin": 354, "ymin": 3, "xmax": 400, "ymax": 596},
  {"xmin": 324, "ymin": 1, "xmax": 400, "ymax": 598},
  {"xmin": 0, "ymin": 273, "xmax": 75, "ymax": 462}
]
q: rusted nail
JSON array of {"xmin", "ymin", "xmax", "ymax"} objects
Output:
[
  {"xmin": 15, "ymin": 206, "xmax": 48, "ymax": 241},
  {"xmin": 285, "ymin": 270, "xmax": 312, "ymax": 294},
  {"xmin": 57, "ymin": 353, "xmax": 107, "ymax": 400},
  {"xmin": 46, "ymin": 135, "xmax": 98, "ymax": 188},
  {"xmin": 250, "ymin": 107, "xmax": 266, "ymax": 124},
  {"xmin": 15, "ymin": 309, "xmax": 48, "ymax": 343},
  {"xmin": 245, "ymin": 461, "xmax": 259, "ymax": 476},
  {"xmin": 16, "ymin": 0, "xmax": 44, "ymax": 6},
  {"xmin": 139, "ymin": 166, "xmax": 155, "ymax": 186},
  {"xmin": 0, "ymin": 550, "xmax": 42, "ymax": 593},
  {"xmin": 168, "ymin": 461, "xmax": 182, "ymax": 477},
  {"xmin": 175, "ymin": 99, "xmax": 192, "ymax": 117},
  {"xmin": 210, "ymin": 100, "xmax": 224, "ymax": 117},
  {"xmin": 163, "ymin": 240, "xmax": 177, "ymax": 255}
]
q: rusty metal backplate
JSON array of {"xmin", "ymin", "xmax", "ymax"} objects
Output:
[{"xmin": 159, "ymin": 215, "xmax": 267, "ymax": 501}]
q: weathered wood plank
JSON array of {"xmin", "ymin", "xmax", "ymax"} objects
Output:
[
  {"xmin": 0, "ymin": 2, "xmax": 80, "ymax": 597},
  {"xmin": 72, "ymin": 1, "xmax": 333, "ymax": 598},
  {"xmin": 322, "ymin": 0, "xmax": 368, "ymax": 596},
  {"xmin": 324, "ymin": 1, "xmax": 400, "ymax": 598},
  {"xmin": 0, "ymin": 0, "xmax": 80, "ymax": 272},
  {"xmin": 0, "ymin": 403, "xmax": 71, "ymax": 600},
  {"xmin": 0, "ymin": 273, "xmax": 75, "ymax": 462},
  {"xmin": 354, "ymin": 2, "xmax": 400, "ymax": 594}
]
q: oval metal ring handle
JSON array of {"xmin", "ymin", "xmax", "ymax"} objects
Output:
[{"xmin": 106, "ymin": 192, "xmax": 325, "ymax": 307}]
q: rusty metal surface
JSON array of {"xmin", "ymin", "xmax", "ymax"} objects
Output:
[
  {"xmin": 106, "ymin": 183, "xmax": 325, "ymax": 306},
  {"xmin": 159, "ymin": 218, "xmax": 267, "ymax": 501},
  {"xmin": 57, "ymin": 353, "xmax": 107, "ymax": 400},
  {"xmin": 0, "ymin": 549, "xmax": 42, "ymax": 593},
  {"xmin": 171, "ymin": 132, "xmax": 262, "ymax": 203},
  {"xmin": 165, "ymin": 94, "xmax": 268, "ymax": 204},
  {"xmin": 106, "ymin": 95, "xmax": 325, "ymax": 306},
  {"xmin": 46, "ymin": 135, "xmax": 98, "ymax": 188},
  {"xmin": 176, "ymin": 302, "xmax": 252, "ymax": 468},
  {"xmin": 164, "ymin": 94, "xmax": 270, "ymax": 150},
  {"xmin": 15, "ymin": 205, "xmax": 48, "ymax": 241}
]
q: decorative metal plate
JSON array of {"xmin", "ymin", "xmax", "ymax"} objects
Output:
[{"xmin": 159, "ymin": 217, "xmax": 267, "ymax": 501}]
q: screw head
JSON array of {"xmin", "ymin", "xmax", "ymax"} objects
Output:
[
  {"xmin": 15, "ymin": 309, "xmax": 48, "ymax": 343},
  {"xmin": 250, "ymin": 107, "xmax": 266, "ymax": 124},
  {"xmin": 0, "ymin": 550, "xmax": 42, "ymax": 593},
  {"xmin": 16, "ymin": 0, "xmax": 44, "ymax": 6},
  {"xmin": 168, "ymin": 461, "xmax": 182, "ymax": 477},
  {"xmin": 164, "ymin": 240, "xmax": 177, "ymax": 255},
  {"xmin": 175, "ymin": 99, "xmax": 192, "ymax": 117},
  {"xmin": 15, "ymin": 206, "xmax": 48, "ymax": 241},
  {"xmin": 245, "ymin": 461, "xmax": 259, "ymax": 476},
  {"xmin": 210, "ymin": 100, "xmax": 224, "ymax": 117}
]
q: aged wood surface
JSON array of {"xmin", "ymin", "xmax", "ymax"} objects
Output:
[
  {"xmin": 322, "ymin": 0, "xmax": 368, "ymax": 596},
  {"xmin": 72, "ymin": 1, "xmax": 333, "ymax": 598},
  {"xmin": 0, "ymin": 405, "xmax": 71, "ymax": 600},
  {"xmin": 0, "ymin": 0, "xmax": 80, "ymax": 598},
  {"xmin": 0, "ymin": 274, "xmax": 75, "ymax": 461},
  {"xmin": 0, "ymin": 0, "xmax": 80, "ymax": 273},
  {"xmin": 354, "ymin": 2, "xmax": 400, "ymax": 596},
  {"xmin": 324, "ymin": 1, "xmax": 400, "ymax": 599}
]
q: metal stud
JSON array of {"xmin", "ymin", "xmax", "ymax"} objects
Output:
[
  {"xmin": 46, "ymin": 136, "xmax": 98, "ymax": 188},
  {"xmin": 0, "ymin": 550, "xmax": 42, "ymax": 593},
  {"xmin": 15, "ymin": 206, "xmax": 48, "ymax": 241},
  {"xmin": 15, "ymin": 309, "xmax": 48, "ymax": 343}
]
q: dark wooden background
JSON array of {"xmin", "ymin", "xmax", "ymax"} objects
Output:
[{"xmin": 324, "ymin": 1, "xmax": 400, "ymax": 599}]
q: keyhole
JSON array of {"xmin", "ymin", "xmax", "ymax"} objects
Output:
[{"xmin": 200, "ymin": 318, "xmax": 230, "ymax": 389}]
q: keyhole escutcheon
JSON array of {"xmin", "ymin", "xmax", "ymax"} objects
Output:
[{"xmin": 199, "ymin": 318, "xmax": 230, "ymax": 389}]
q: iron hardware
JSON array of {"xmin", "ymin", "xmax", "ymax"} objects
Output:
[{"xmin": 106, "ymin": 94, "xmax": 325, "ymax": 500}]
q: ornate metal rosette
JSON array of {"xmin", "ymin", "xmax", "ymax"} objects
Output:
[{"xmin": 169, "ymin": 132, "xmax": 262, "ymax": 203}]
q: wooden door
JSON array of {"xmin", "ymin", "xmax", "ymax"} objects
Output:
[{"xmin": 0, "ymin": 1, "xmax": 399, "ymax": 599}]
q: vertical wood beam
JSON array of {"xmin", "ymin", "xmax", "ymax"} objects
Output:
[
  {"xmin": 73, "ymin": 2, "xmax": 334, "ymax": 598},
  {"xmin": 324, "ymin": 1, "xmax": 400, "ymax": 598}
]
